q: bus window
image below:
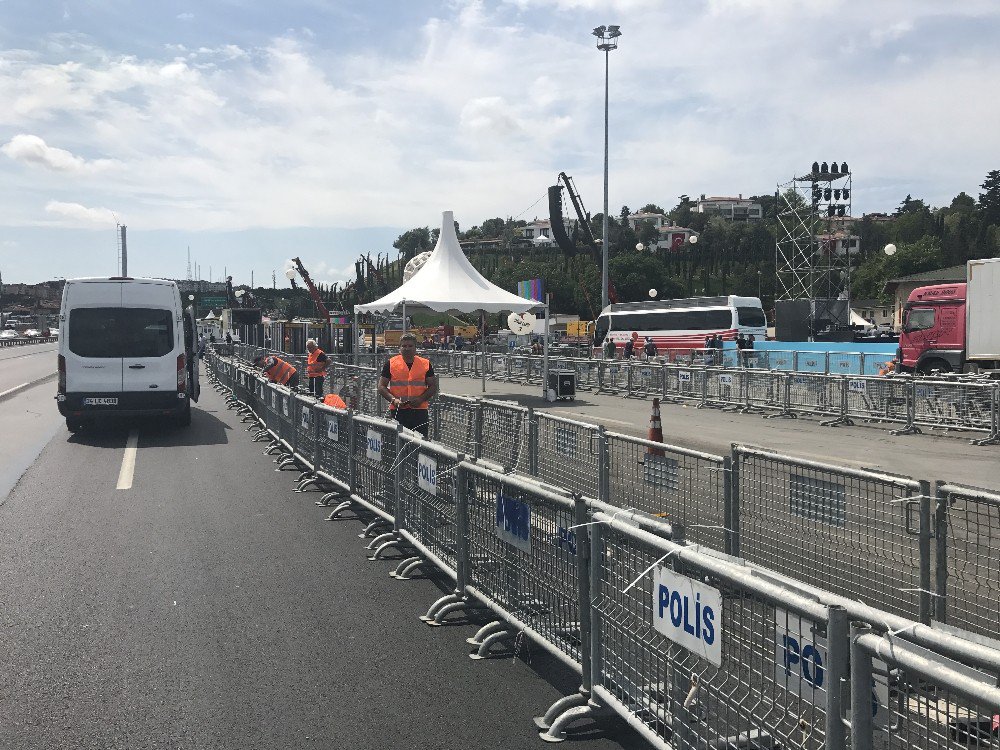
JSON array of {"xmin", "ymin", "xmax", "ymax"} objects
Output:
[
  {"xmin": 736, "ymin": 306, "xmax": 766, "ymax": 328},
  {"xmin": 594, "ymin": 315, "xmax": 610, "ymax": 345}
]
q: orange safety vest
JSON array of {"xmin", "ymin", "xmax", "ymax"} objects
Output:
[
  {"xmin": 323, "ymin": 393, "xmax": 347, "ymax": 409},
  {"xmin": 263, "ymin": 356, "xmax": 296, "ymax": 385},
  {"xmin": 388, "ymin": 354, "xmax": 431, "ymax": 410},
  {"xmin": 307, "ymin": 348, "xmax": 327, "ymax": 378}
]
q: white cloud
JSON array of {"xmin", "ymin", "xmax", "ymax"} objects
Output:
[
  {"xmin": 0, "ymin": 1, "xmax": 997, "ymax": 242},
  {"xmin": 44, "ymin": 200, "xmax": 116, "ymax": 226},
  {"xmin": 177, "ymin": 12, "xmax": 194, "ymax": 21},
  {"xmin": 1, "ymin": 134, "xmax": 117, "ymax": 173}
]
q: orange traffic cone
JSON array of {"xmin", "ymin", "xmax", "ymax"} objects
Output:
[{"xmin": 647, "ymin": 397, "xmax": 665, "ymax": 457}]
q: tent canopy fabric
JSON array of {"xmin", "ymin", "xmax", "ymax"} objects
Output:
[{"xmin": 354, "ymin": 211, "xmax": 542, "ymax": 315}]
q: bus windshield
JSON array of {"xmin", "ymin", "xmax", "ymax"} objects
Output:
[
  {"xmin": 593, "ymin": 315, "xmax": 610, "ymax": 345},
  {"xmin": 736, "ymin": 306, "xmax": 766, "ymax": 328}
]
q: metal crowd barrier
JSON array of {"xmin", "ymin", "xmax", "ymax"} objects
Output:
[{"xmin": 205, "ymin": 352, "xmax": 1000, "ymax": 750}]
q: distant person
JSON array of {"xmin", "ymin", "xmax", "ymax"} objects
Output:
[
  {"xmin": 532, "ymin": 339, "xmax": 543, "ymax": 355},
  {"xmin": 623, "ymin": 337, "xmax": 635, "ymax": 359},
  {"xmin": 255, "ymin": 354, "xmax": 299, "ymax": 389},
  {"xmin": 643, "ymin": 337, "xmax": 657, "ymax": 359},
  {"xmin": 283, "ymin": 333, "xmax": 291, "ymax": 351},
  {"xmin": 377, "ymin": 333, "xmax": 438, "ymax": 438},
  {"xmin": 604, "ymin": 338, "xmax": 616, "ymax": 360},
  {"xmin": 305, "ymin": 338, "xmax": 328, "ymax": 397},
  {"xmin": 197, "ymin": 333, "xmax": 207, "ymax": 358},
  {"xmin": 455, "ymin": 335, "xmax": 465, "ymax": 351},
  {"xmin": 225, "ymin": 331, "xmax": 232, "ymax": 345},
  {"xmin": 747, "ymin": 333, "xmax": 756, "ymax": 348},
  {"xmin": 209, "ymin": 332, "xmax": 217, "ymax": 344}
]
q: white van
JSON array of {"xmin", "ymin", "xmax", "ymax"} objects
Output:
[{"xmin": 57, "ymin": 277, "xmax": 200, "ymax": 430}]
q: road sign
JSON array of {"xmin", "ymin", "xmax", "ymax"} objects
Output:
[
  {"xmin": 417, "ymin": 454, "xmax": 437, "ymax": 495},
  {"xmin": 366, "ymin": 429, "xmax": 382, "ymax": 461}
]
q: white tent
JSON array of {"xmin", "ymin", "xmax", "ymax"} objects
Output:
[
  {"xmin": 355, "ymin": 210, "xmax": 548, "ymax": 395},
  {"xmin": 355, "ymin": 211, "xmax": 540, "ymax": 315}
]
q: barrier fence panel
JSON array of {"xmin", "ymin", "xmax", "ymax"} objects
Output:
[
  {"xmin": 934, "ymin": 482, "xmax": 1000, "ymax": 640},
  {"xmin": 744, "ymin": 369, "xmax": 781, "ymax": 413},
  {"xmin": 843, "ymin": 375, "xmax": 912, "ymax": 425},
  {"xmin": 786, "ymin": 372, "xmax": 841, "ymax": 418},
  {"xmin": 628, "ymin": 362, "xmax": 662, "ymax": 399},
  {"xmin": 733, "ymin": 444, "xmax": 930, "ymax": 623},
  {"xmin": 596, "ymin": 361, "xmax": 625, "ymax": 394},
  {"xmin": 535, "ymin": 413, "xmax": 600, "ymax": 499},
  {"xmin": 663, "ymin": 365, "xmax": 703, "ymax": 403},
  {"xmin": 292, "ymin": 394, "xmax": 317, "ymax": 469},
  {"xmin": 273, "ymin": 385, "xmax": 296, "ymax": 453},
  {"xmin": 702, "ymin": 368, "xmax": 742, "ymax": 409},
  {"xmin": 851, "ymin": 626, "xmax": 1000, "ymax": 750},
  {"xmin": 913, "ymin": 380, "xmax": 995, "ymax": 434},
  {"xmin": 396, "ymin": 433, "xmax": 463, "ymax": 575},
  {"xmin": 350, "ymin": 414, "xmax": 400, "ymax": 520},
  {"xmin": 605, "ymin": 433, "xmax": 728, "ymax": 552},
  {"xmin": 589, "ymin": 513, "xmax": 836, "ymax": 750},
  {"xmin": 431, "ymin": 394, "xmax": 477, "ymax": 456},
  {"xmin": 313, "ymin": 402, "xmax": 352, "ymax": 491},
  {"xmin": 479, "ymin": 399, "xmax": 527, "ymax": 473},
  {"xmin": 464, "ymin": 463, "xmax": 584, "ymax": 666}
]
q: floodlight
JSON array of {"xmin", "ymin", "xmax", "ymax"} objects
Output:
[{"xmin": 592, "ymin": 26, "xmax": 606, "ymax": 36}]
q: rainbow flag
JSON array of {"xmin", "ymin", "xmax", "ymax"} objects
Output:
[{"xmin": 517, "ymin": 278, "xmax": 544, "ymax": 301}]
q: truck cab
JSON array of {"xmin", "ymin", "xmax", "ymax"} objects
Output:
[{"xmin": 897, "ymin": 283, "xmax": 966, "ymax": 374}]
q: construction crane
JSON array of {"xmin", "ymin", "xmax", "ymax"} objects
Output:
[{"xmin": 291, "ymin": 257, "xmax": 332, "ymax": 324}]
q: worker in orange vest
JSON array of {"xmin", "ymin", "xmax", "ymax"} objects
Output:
[
  {"xmin": 305, "ymin": 338, "xmax": 328, "ymax": 397},
  {"xmin": 255, "ymin": 354, "xmax": 299, "ymax": 389},
  {"xmin": 377, "ymin": 332, "xmax": 438, "ymax": 437}
]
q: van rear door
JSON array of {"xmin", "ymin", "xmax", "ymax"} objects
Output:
[
  {"xmin": 64, "ymin": 283, "xmax": 124, "ymax": 393},
  {"xmin": 120, "ymin": 282, "xmax": 180, "ymax": 396}
]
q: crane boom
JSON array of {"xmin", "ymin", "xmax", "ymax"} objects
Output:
[{"xmin": 291, "ymin": 257, "xmax": 331, "ymax": 323}]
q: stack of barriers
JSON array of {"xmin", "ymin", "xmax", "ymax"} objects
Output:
[{"xmin": 205, "ymin": 348, "xmax": 1000, "ymax": 750}]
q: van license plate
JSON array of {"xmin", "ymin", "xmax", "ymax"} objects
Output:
[{"xmin": 83, "ymin": 397, "xmax": 118, "ymax": 406}]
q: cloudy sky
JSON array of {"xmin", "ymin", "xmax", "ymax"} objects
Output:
[{"xmin": 1, "ymin": 0, "xmax": 998, "ymax": 285}]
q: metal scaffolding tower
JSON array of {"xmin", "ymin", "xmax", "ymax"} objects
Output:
[{"xmin": 775, "ymin": 162, "xmax": 854, "ymax": 329}]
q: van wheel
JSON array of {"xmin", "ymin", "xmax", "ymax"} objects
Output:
[
  {"xmin": 175, "ymin": 401, "xmax": 192, "ymax": 427},
  {"xmin": 66, "ymin": 417, "xmax": 84, "ymax": 432}
]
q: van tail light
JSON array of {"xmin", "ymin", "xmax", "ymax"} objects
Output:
[
  {"xmin": 177, "ymin": 353, "xmax": 186, "ymax": 393},
  {"xmin": 58, "ymin": 355, "xmax": 66, "ymax": 394}
]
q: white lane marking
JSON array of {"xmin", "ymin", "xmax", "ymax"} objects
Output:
[
  {"xmin": 0, "ymin": 382, "xmax": 29, "ymax": 399},
  {"xmin": 561, "ymin": 411, "xmax": 634, "ymax": 427},
  {"xmin": 116, "ymin": 431, "xmax": 139, "ymax": 490}
]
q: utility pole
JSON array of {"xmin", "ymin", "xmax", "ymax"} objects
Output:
[
  {"xmin": 187, "ymin": 247, "xmax": 192, "ymax": 280},
  {"xmin": 592, "ymin": 24, "xmax": 621, "ymax": 310},
  {"xmin": 120, "ymin": 225, "xmax": 128, "ymax": 277}
]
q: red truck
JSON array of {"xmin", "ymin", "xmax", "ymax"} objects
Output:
[{"xmin": 897, "ymin": 258, "xmax": 1000, "ymax": 374}]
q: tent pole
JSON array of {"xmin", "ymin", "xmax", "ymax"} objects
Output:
[
  {"xmin": 543, "ymin": 295, "xmax": 550, "ymax": 400},
  {"xmin": 402, "ymin": 301, "xmax": 407, "ymax": 333},
  {"xmin": 481, "ymin": 310, "xmax": 486, "ymax": 394},
  {"xmin": 353, "ymin": 309, "xmax": 358, "ymax": 365}
]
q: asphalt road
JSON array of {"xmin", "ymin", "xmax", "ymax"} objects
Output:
[
  {"xmin": 439, "ymin": 374, "xmax": 1000, "ymax": 490},
  {"xmin": 0, "ymin": 341, "xmax": 57, "ymax": 394},
  {"xmin": 0, "ymin": 370, "xmax": 642, "ymax": 749}
]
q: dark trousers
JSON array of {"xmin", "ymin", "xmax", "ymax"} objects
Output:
[
  {"xmin": 308, "ymin": 376, "xmax": 324, "ymax": 396},
  {"xmin": 287, "ymin": 372, "xmax": 300, "ymax": 389},
  {"xmin": 393, "ymin": 408, "xmax": 429, "ymax": 438}
]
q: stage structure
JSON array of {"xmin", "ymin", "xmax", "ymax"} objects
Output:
[{"xmin": 775, "ymin": 161, "xmax": 855, "ymax": 336}]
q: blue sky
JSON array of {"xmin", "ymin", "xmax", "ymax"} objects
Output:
[{"xmin": 2, "ymin": 0, "xmax": 999, "ymax": 284}]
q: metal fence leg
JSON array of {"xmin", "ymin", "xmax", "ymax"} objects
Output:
[
  {"xmin": 423, "ymin": 460, "xmax": 474, "ymax": 625},
  {"xmin": 825, "ymin": 605, "xmax": 849, "ymax": 750},
  {"xmin": 933, "ymin": 480, "xmax": 948, "ymax": 624},
  {"xmin": 849, "ymin": 623, "xmax": 875, "ymax": 750},
  {"xmin": 891, "ymin": 378, "xmax": 921, "ymax": 436},
  {"xmin": 764, "ymin": 373, "xmax": 796, "ymax": 419},
  {"xmin": 918, "ymin": 479, "xmax": 932, "ymax": 625}
]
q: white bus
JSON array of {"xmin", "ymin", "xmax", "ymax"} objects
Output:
[{"xmin": 593, "ymin": 295, "xmax": 767, "ymax": 355}]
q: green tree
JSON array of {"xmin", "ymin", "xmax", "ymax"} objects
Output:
[
  {"xmin": 392, "ymin": 227, "xmax": 432, "ymax": 260},
  {"xmin": 978, "ymin": 170, "xmax": 1000, "ymax": 228}
]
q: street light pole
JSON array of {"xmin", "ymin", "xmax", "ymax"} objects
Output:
[{"xmin": 593, "ymin": 24, "xmax": 621, "ymax": 311}]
